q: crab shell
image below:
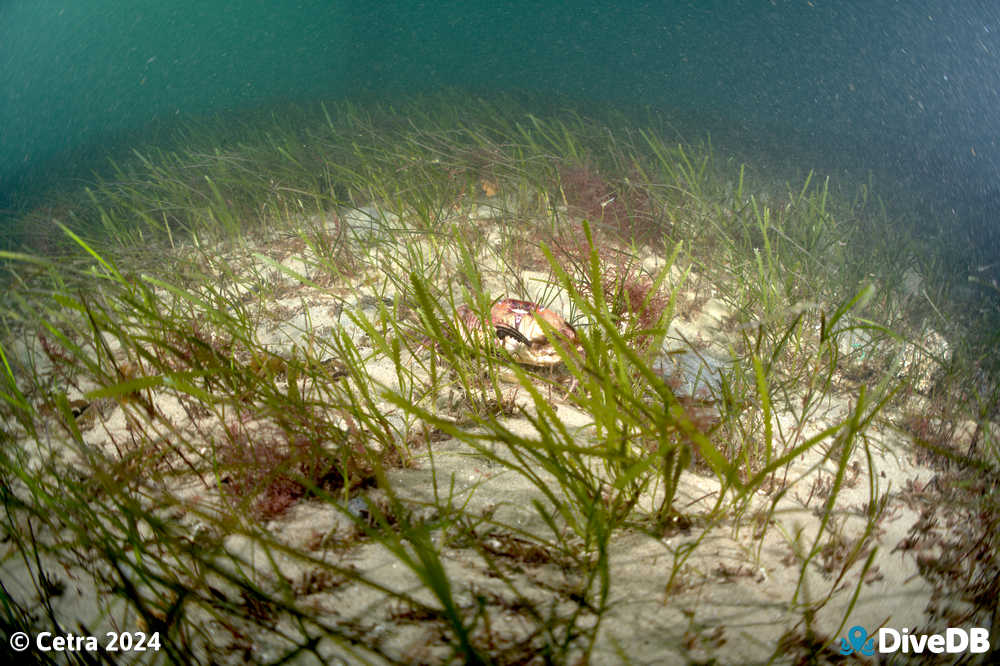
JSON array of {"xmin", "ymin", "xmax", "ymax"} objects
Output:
[{"xmin": 455, "ymin": 298, "xmax": 581, "ymax": 367}]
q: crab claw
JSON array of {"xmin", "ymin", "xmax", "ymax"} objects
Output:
[{"xmin": 494, "ymin": 323, "xmax": 531, "ymax": 345}]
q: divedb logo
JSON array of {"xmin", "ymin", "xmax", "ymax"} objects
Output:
[{"xmin": 839, "ymin": 625, "xmax": 991, "ymax": 656}]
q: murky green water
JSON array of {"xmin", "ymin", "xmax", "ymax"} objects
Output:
[{"xmin": 2, "ymin": 1, "xmax": 998, "ymax": 265}]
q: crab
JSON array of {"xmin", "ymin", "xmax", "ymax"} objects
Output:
[{"xmin": 454, "ymin": 297, "xmax": 582, "ymax": 367}]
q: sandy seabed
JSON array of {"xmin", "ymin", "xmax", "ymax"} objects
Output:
[{"xmin": 2, "ymin": 200, "xmax": 993, "ymax": 664}]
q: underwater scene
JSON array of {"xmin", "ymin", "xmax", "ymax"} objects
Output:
[{"xmin": 1, "ymin": 2, "xmax": 998, "ymax": 663}]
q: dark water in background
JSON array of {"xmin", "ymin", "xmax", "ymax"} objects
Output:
[{"xmin": 2, "ymin": 0, "xmax": 999, "ymax": 257}]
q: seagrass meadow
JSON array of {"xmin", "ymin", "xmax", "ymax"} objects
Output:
[{"xmin": 1, "ymin": 94, "xmax": 998, "ymax": 664}]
